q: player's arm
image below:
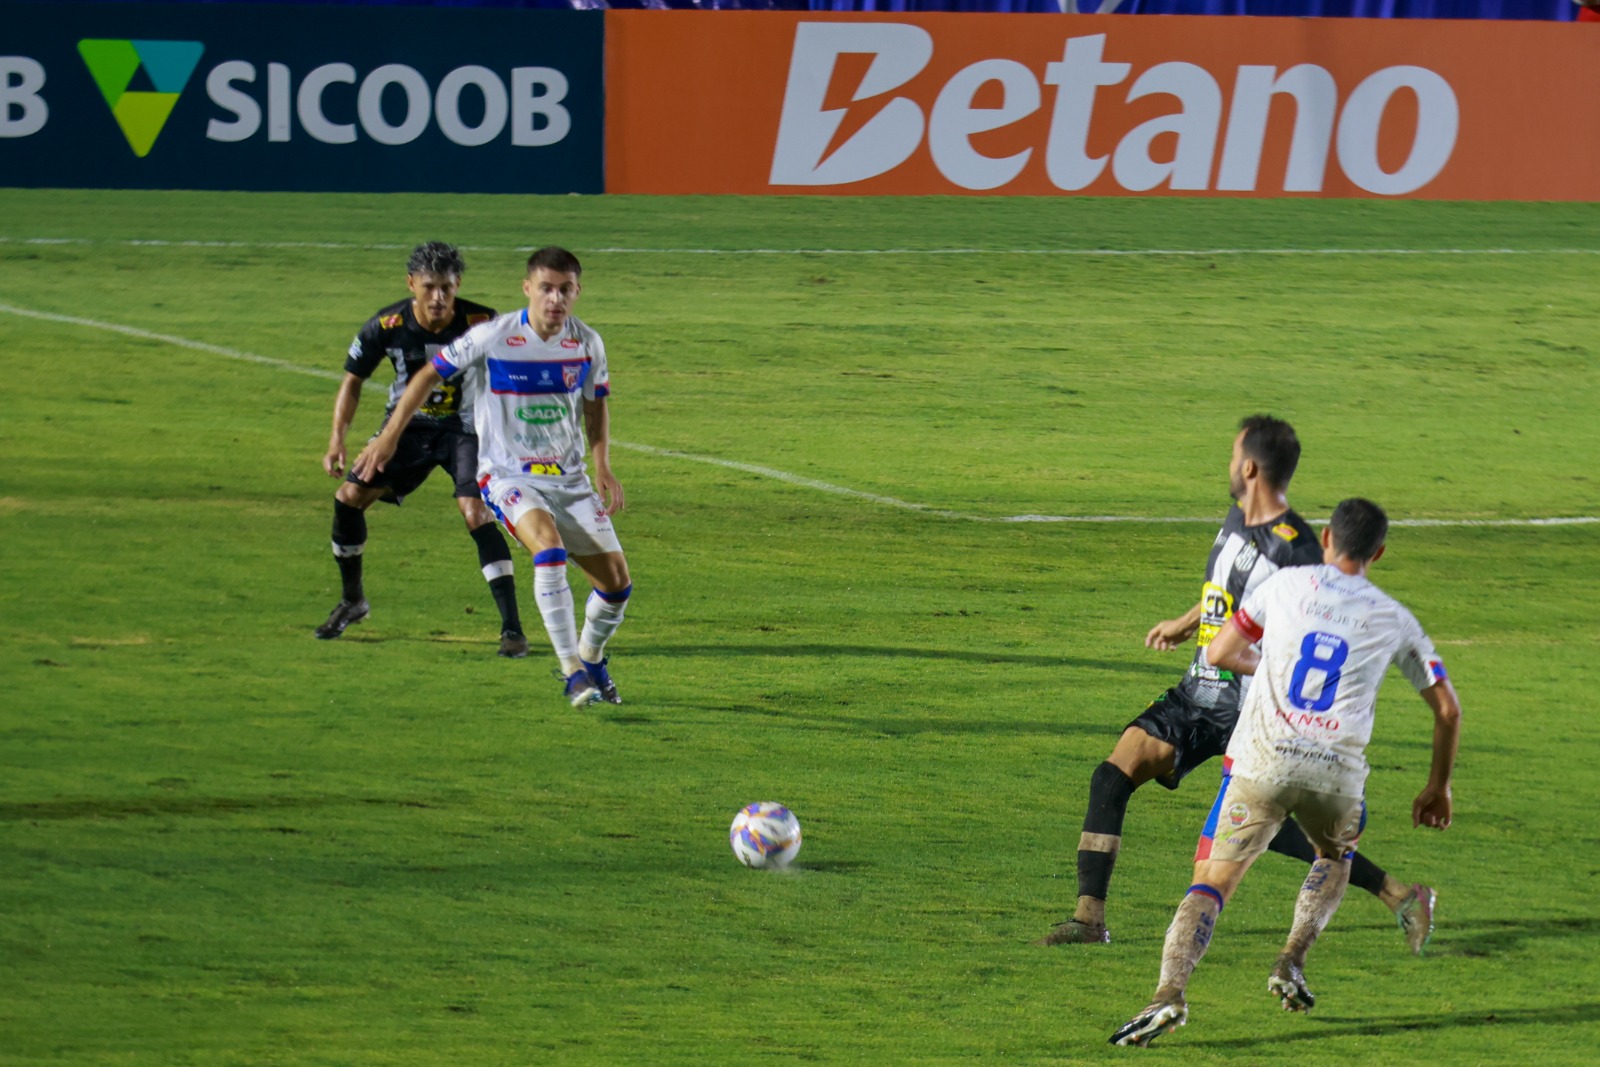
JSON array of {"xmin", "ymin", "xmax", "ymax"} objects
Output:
[
  {"xmin": 1412, "ymin": 680, "xmax": 1461, "ymax": 830},
  {"xmin": 584, "ymin": 395, "xmax": 625, "ymax": 516},
  {"xmin": 322, "ymin": 372, "xmax": 366, "ymax": 477},
  {"xmin": 1145, "ymin": 600, "xmax": 1204, "ymax": 650},
  {"xmin": 351, "ymin": 363, "xmax": 441, "ymax": 481},
  {"xmin": 1201, "ymin": 613, "xmax": 1261, "ymax": 676}
]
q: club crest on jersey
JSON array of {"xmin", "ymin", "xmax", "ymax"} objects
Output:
[
  {"xmin": 503, "ymin": 488, "xmax": 523, "ymax": 507},
  {"xmin": 506, "ymin": 336, "xmax": 527, "ymax": 347},
  {"xmin": 560, "ymin": 337, "xmax": 581, "ymax": 349},
  {"xmin": 1227, "ymin": 802, "xmax": 1250, "ymax": 827},
  {"xmin": 1272, "ymin": 522, "xmax": 1299, "ymax": 541},
  {"xmin": 1233, "ymin": 543, "xmax": 1260, "ymax": 573},
  {"xmin": 379, "ymin": 313, "xmax": 403, "ymax": 329},
  {"xmin": 562, "ymin": 365, "xmax": 581, "ymax": 389}
]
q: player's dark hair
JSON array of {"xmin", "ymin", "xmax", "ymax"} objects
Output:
[
  {"xmin": 1237, "ymin": 414, "xmax": 1301, "ymax": 489},
  {"xmin": 1328, "ymin": 497, "xmax": 1389, "ymax": 562},
  {"xmin": 407, "ymin": 241, "xmax": 465, "ymax": 278},
  {"xmin": 526, "ymin": 246, "xmax": 582, "ymax": 278}
]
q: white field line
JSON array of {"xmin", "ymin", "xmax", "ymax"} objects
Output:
[
  {"xmin": 2, "ymin": 300, "xmax": 1594, "ymax": 531},
  {"xmin": 3, "ymin": 236, "xmax": 1600, "ymax": 257}
]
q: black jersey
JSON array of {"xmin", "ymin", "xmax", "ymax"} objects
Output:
[
  {"xmin": 344, "ymin": 297, "xmax": 496, "ymax": 431},
  {"xmin": 1177, "ymin": 504, "xmax": 1323, "ymax": 712}
]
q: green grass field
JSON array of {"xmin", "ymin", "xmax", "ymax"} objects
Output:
[{"xmin": 1, "ymin": 190, "xmax": 1597, "ymax": 1065}]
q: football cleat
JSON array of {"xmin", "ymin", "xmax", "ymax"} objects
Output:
[
  {"xmin": 1033, "ymin": 919, "xmax": 1111, "ymax": 946},
  {"xmin": 498, "ymin": 630, "xmax": 530, "ymax": 659},
  {"xmin": 1109, "ymin": 996, "xmax": 1188, "ymax": 1047},
  {"xmin": 583, "ymin": 657, "xmax": 621, "ymax": 704},
  {"xmin": 564, "ymin": 669, "xmax": 601, "ymax": 708},
  {"xmin": 1267, "ymin": 955, "xmax": 1316, "ymax": 1012},
  {"xmin": 314, "ymin": 598, "xmax": 369, "ymax": 640},
  {"xmin": 1395, "ymin": 884, "xmax": 1436, "ymax": 956}
]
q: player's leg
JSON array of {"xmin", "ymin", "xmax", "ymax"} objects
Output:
[
  {"xmin": 317, "ymin": 426, "xmax": 432, "ymax": 639},
  {"xmin": 1266, "ymin": 808, "xmax": 1432, "ymax": 954},
  {"xmin": 1111, "ymin": 778, "xmax": 1279, "ymax": 1045},
  {"xmin": 571, "ymin": 551, "xmax": 630, "ymax": 704},
  {"xmin": 443, "ymin": 431, "xmax": 526, "ymax": 657},
  {"xmin": 455, "ymin": 495, "xmax": 527, "ymax": 658},
  {"xmin": 1040, "ymin": 694, "xmax": 1190, "ymax": 945},
  {"xmin": 555, "ymin": 479, "xmax": 630, "ymax": 705},
  {"xmin": 486, "ymin": 479, "xmax": 599, "ymax": 706},
  {"xmin": 316, "ymin": 480, "xmax": 386, "ymax": 638},
  {"xmin": 1267, "ymin": 791, "xmax": 1363, "ymax": 1012}
]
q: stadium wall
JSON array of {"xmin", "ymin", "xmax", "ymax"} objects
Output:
[{"xmin": 4, "ymin": 3, "xmax": 1597, "ymax": 199}]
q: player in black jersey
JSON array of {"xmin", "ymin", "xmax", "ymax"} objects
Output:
[
  {"xmin": 315, "ymin": 242, "xmax": 527, "ymax": 656},
  {"xmin": 1037, "ymin": 416, "xmax": 1435, "ymax": 951}
]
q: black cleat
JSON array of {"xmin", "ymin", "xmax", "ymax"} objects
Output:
[
  {"xmin": 315, "ymin": 598, "xmax": 369, "ymax": 639},
  {"xmin": 583, "ymin": 657, "xmax": 621, "ymax": 704},
  {"xmin": 498, "ymin": 630, "xmax": 530, "ymax": 658}
]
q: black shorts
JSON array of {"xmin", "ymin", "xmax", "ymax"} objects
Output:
[
  {"xmin": 1126, "ymin": 687, "xmax": 1240, "ymax": 791},
  {"xmin": 347, "ymin": 421, "xmax": 480, "ymax": 504}
]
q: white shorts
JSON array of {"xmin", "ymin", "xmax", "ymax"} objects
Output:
[
  {"xmin": 479, "ymin": 474, "xmax": 623, "ymax": 557},
  {"xmin": 1199, "ymin": 773, "xmax": 1365, "ymax": 865}
]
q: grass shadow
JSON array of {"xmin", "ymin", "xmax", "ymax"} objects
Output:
[
  {"xmin": 634, "ymin": 642, "xmax": 1175, "ymax": 678},
  {"xmin": 1187, "ymin": 1000, "xmax": 1600, "ymax": 1048}
]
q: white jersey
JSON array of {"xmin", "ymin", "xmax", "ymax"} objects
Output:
[
  {"xmin": 1224, "ymin": 564, "xmax": 1446, "ymax": 795},
  {"xmin": 429, "ymin": 309, "xmax": 609, "ymax": 482}
]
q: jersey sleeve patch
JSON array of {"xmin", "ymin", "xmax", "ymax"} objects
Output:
[
  {"xmin": 1272, "ymin": 522, "xmax": 1299, "ymax": 542},
  {"xmin": 379, "ymin": 313, "xmax": 403, "ymax": 329}
]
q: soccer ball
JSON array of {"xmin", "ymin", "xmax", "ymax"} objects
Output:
[{"xmin": 729, "ymin": 802, "xmax": 802, "ymax": 869}]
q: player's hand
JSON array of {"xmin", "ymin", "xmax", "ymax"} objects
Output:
[
  {"xmin": 1412, "ymin": 785, "xmax": 1452, "ymax": 830},
  {"xmin": 594, "ymin": 469, "xmax": 626, "ymax": 517},
  {"xmin": 323, "ymin": 440, "xmax": 347, "ymax": 478},
  {"xmin": 1145, "ymin": 618, "xmax": 1194, "ymax": 651},
  {"xmin": 351, "ymin": 437, "xmax": 396, "ymax": 483}
]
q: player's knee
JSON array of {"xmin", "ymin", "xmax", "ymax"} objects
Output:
[
  {"xmin": 335, "ymin": 482, "xmax": 377, "ymax": 509},
  {"xmin": 1090, "ymin": 760, "xmax": 1136, "ymax": 798}
]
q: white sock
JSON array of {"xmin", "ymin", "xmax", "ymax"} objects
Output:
[
  {"xmin": 533, "ymin": 550, "xmax": 580, "ymax": 674},
  {"xmin": 579, "ymin": 585, "xmax": 630, "ymax": 664},
  {"xmin": 1284, "ymin": 857, "xmax": 1350, "ymax": 967},
  {"xmin": 1156, "ymin": 887, "xmax": 1223, "ymax": 1000}
]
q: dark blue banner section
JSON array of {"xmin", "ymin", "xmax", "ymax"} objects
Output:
[{"xmin": 1, "ymin": 2, "xmax": 604, "ymax": 192}]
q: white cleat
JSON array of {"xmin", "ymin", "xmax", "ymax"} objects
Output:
[
  {"xmin": 1268, "ymin": 955, "xmax": 1316, "ymax": 1012},
  {"xmin": 1396, "ymin": 884, "xmax": 1436, "ymax": 956},
  {"xmin": 1109, "ymin": 997, "xmax": 1188, "ymax": 1047}
]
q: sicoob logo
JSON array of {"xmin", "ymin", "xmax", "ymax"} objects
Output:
[{"xmin": 78, "ymin": 39, "xmax": 205, "ymax": 157}]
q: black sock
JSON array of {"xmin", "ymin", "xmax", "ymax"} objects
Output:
[
  {"xmin": 1348, "ymin": 851, "xmax": 1388, "ymax": 897},
  {"xmin": 332, "ymin": 500, "xmax": 367, "ymax": 602},
  {"xmin": 1266, "ymin": 817, "xmax": 1318, "ymax": 863},
  {"xmin": 1077, "ymin": 762, "xmax": 1137, "ymax": 901},
  {"xmin": 469, "ymin": 521, "xmax": 521, "ymax": 633}
]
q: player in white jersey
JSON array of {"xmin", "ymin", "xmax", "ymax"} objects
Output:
[
  {"xmin": 1111, "ymin": 498, "xmax": 1461, "ymax": 1047},
  {"xmin": 353, "ymin": 247, "xmax": 632, "ymax": 708}
]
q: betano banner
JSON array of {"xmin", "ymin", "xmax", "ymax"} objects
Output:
[
  {"xmin": 1, "ymin": 2, "xmax": 604, "ymax": 193},
  {"xmin": 605, "ymin": 12, "xmax": 1600, "ymax": 200}
]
